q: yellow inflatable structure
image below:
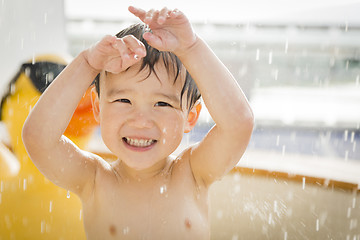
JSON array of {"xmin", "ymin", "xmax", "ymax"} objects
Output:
[{"xmin": 0, "ymin": 55, "xmax": 98, "ymax": 239}]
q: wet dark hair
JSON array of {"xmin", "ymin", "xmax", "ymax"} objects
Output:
[{"xmin": 94, "ymin": 23, "xmax": 201, "ymax": 111}]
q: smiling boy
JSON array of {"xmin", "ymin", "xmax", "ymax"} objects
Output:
[{"xmin": 22, "ymin": 6, "xmax": 254, "ymax": 240}]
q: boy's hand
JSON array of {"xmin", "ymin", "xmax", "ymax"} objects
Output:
[
  {"xmin": 85, "ymin": 35, "xmax": 146, "ymax": 74},
  {"xmin": 128, "ymin": 6, "xmax": 197, "ymax": 56}
]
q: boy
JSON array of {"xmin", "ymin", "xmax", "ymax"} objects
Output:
[{"xmin": 22, "ymin": 6, "xmax": 254, "ymax": 240}]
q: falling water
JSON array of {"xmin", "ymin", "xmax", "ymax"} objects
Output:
[
  {"xmin": 316, "ymin": 218, "xmax": 319, "ymax": 231},
  {"xmin": 302, "ymin": 177, "xmax": 306, "ymax": 190},
  {"xmin": 268, "ymin": 51, "xmax": 273, "ymax": 65},
  {"xmin": 49, "ymin": 201, "xmax": 53, "ymax": 213},
  {"xmin": 23, "ymin": 179, "xmax": 27, "ymax": 191}
]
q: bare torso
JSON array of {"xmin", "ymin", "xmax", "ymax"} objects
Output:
[{"xmin": 81, "ymin": 152, "xmax": 210, "ymax": 240}]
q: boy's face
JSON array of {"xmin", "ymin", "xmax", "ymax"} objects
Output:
[{"xmin": 93, "ymin": 61, "xmax": 192, "ymax": 171}]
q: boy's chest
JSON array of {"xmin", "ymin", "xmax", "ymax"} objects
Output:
[{"xmin": 83, "ymin": 174, "xmax": 209, "ymax": 239}]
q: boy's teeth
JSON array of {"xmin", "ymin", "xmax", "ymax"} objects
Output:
[{"xmin": 125, "ymin": 137, "xmax": 155, "ymax": 147}]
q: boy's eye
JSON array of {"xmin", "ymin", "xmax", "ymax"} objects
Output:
[
  {"xmin": 115, "ymin": 99, "xmax": 131, "ymax": 104},
  {"xmin": 155, "ymin": 101, "xmax": 173, "ymax": 107}
]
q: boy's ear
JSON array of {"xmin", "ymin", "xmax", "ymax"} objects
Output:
[
  {"xmin": 184, "ymin": 101, "xmax": 202, "ymax": 133},
  {"xmin": 90, "ymin": 87, "xmax": 100, "ymax": 123}
]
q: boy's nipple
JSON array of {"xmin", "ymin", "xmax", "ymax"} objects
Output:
[
  {"xmin": 109, "ymin": 225, "xmax": 116, "ymax": 236},
  {"xmin": 185, "ymin": 218, "xmax": 192, "ymax": 229}
]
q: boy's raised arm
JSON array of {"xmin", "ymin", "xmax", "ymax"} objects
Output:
[
  {"xmin": 22, "ymin": 35, "xmax": 146, "ymax": 196},
  {"xmin": 179, "ymin": 38, "xmax": 254, "ymax": 185},
  {"xmin": 130, "ymin": 6, "xmax": 254, "ymax": 186}
]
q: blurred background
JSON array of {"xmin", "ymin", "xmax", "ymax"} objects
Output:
[{"xmin": 0, "ymin": 0, "xmax": 360, "ymax": 238}]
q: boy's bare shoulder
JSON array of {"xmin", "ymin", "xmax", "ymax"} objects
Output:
[
  {"xmin": 79, "ymin": 152, "xmax": 116, "ymax": 199},
  {"xmin": 170, "ymin": 145, "xmax": 208, "ymax": 189}
]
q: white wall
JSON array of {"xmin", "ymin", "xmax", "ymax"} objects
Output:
[{"xmin": 0, "ymin": 0, "xmax": 67, "ymax": 93}]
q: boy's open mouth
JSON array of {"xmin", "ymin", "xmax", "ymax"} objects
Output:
[{"xmin": 122, "ymin": 137, "xmax": 157, "ymax": 148}]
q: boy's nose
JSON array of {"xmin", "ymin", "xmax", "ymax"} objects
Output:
[{"xmin": 127, "ymin": 109, "xmax": 154, "ymax": 129}]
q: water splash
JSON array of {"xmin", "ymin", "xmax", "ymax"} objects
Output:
[{"xmin": 66, "ymin": 190, "xmax": 71, "ymax": 199}]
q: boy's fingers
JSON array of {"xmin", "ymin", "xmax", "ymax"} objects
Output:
[
  {"xmin": 128, "ymin": 6, "xmax": 146, "ymax": 21},
  {"xmin": 122, "ymin": 35, "xmax": 146, "ymax": 58},
  {"xmin": 169, "ymin": 8, "xmax": 182, "ymax": 18},
  {"xmin": 144, "ymin": 9, "xmax": 155, "ymax": 24},
  {"xmin": 113, "ymin": 38, "xmax": 130, "ymax": 59},
  {"xmin": 143, "ymin": 32, "xmax": 163, "ymax": 50},
  {"xmin": 158, "ymin": 7, "xmax": 169, "ymax": 24}
]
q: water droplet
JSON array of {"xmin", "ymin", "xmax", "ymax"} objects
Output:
[
  {"xmin": 49, "ymin": 201, "xmax": 53, "ymax": 213},
  {"xmin": 284, "ymin": 39, "xmax": 288, "ymax": 53},
  {"xmin": 44, "ymin": 13, "xmax": 47, "ymax": 24},
  {"xmin": 284, "ymin": 231, "xmax": 288, "ymax": 240},
  {"xmin": 80, "ymin": 209, "xmax": 82, "ymax": 220},
  {"xmin": 356, "ymin": 75, "xmax": 359, "ymax": 87},
  {"xmin": 160, "ymin": 185, "xmax": 167, "ymax": 194},
  {"xmin": 347, "ymin": 207, "xmax": 351, "ymax": 218},
  {"xmin": 255, "ymin": 49, "xmax": 260, "ymax": 61},
  {"xmin": 352, "ymin": 197, "xmax": 356, "ymax": 208},
  {"xmin": 273, "ymin": 200, "xmax": 278, "ymax": 213},
  {"xmin": 282, "ymin": 145, "xmax": 286, "ymax": 156},
  {"xmin": 268, "ymin": 51, "xmax": 273, "ymax": 64},
  {"xmin": 0, "ymin": 193, "xmax": 2, "ymax": 205},
  {"xmin": 315, "ymin": 218, "xmax": 319, "ymax": 231},
  {"xmin": 23, "ymin": 179, "xmax": 27, "ymax": 191},
  {"xmin": 123, "ymin": 226, "xmax": 130, "ymax": 235},
  {"xmin": 41, "ymin": 220, "xmax": 45, "ymax": 233},
  {"xmin": 268, "ymin": 213, "xmax": 273, "ymax": 224},
  {"xmin": 66, "ymin": 190, "xmax": 71, "ymax": 199},
  {"xmin": 350, "ymin": 131, "xmax": 355, "ymax": 143},
  {"xmin": 344, "ymin": 130, "xmax": 349, "ymax": 141},
  {"xmin": 302, "ymin": 177, "xmax": 306, "ymax": 190}
]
